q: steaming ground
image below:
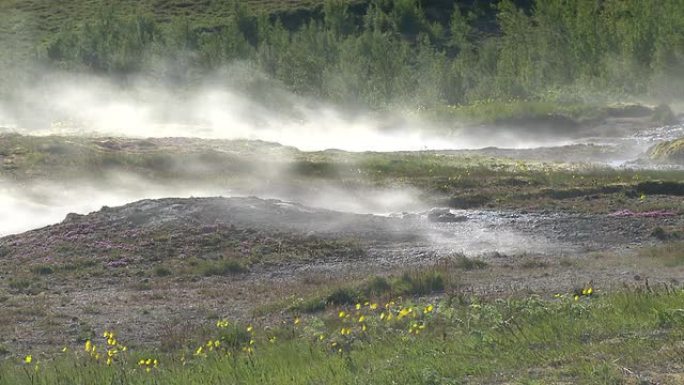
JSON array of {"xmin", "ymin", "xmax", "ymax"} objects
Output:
[
  {"xmin": 0, "ymin": 72, "xmax": 453, "ymax": 151},
  {"xmin": 0, "ymin": 178, "xmax": 227, "ymax": 236},
  {"xmin": 4, "ymin": 71, "xmax": 670, "ymax": 152},
  {"xmin": 0, "ymin": 177, "xmax": 432, "ymax": 236}
]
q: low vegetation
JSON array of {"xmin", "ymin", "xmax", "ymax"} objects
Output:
[
  {"xmin": 3, "ymin": 0, "xmax": 684, "ymax": 111},
  {"xmin": 288, "ymin": 269, "xmax": 447, "ymax": 313},
  {"xmin": 4, "ymin": 287, "xmax": 684, "ymax": 384},
  {"xmin": 648, "ymin": 138, "xmax": 684, "ymax": 166}
]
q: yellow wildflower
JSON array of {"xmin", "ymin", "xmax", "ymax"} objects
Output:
[
  {"xmin": 398, "ymin": 308, "xmax": 411, "ymax": 319},
  {"xmin": 24, "ymin": 355, "xmax": 32, "ymax": 364},
  {"xmin": 216, "ymin": 319, "xmax": 229, "ymax": 328}
]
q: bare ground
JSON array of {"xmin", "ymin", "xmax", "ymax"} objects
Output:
[{"xmin": 1, "ymin": 196, "xmax": 682, "ymax": 352}]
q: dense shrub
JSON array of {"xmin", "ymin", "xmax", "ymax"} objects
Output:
[{"xmin": 41, "ymin": 0, "xmax": 684, "ymax": 106}]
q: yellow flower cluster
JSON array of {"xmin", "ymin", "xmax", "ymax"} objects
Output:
[
  {"xmin": 574, "ymin": 286, "xmax": 594, "ymax": 301},
  {"xmin": 84, "ymin": 330, "xmax": 128, "ymax": 366},
  {"xmin": 194, "ymin": 319, "xmax": 259, "ymax": 358},
  {"xmin": 137, "ymin": 358, "xmax": 158, "ymax": 373},
  {"xmin": 319, "ymin": 300, "xmax": 437, "ymax": 353},
  {"xmin": 554, "ymin": 286, "xmax": 596, "ymax": 301},
  {"xmin": 409, "ymin": 322, "xmax": 426, "ymax": 335},
  {"xmin": 16, "ymin": 300, "xmax": 441, "ymax": 373},
  {"xmin": 216, "ymin": 319, "xmax": 230, "ymax": 328}
]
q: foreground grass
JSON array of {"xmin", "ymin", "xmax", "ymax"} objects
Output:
[{"xmin": 5, "ymin": 288, "xmax": 684, "ymax": 384}]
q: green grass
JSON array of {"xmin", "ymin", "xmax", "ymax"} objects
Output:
[
  {"xmin": 451, "ymin": 254, "xmax": 489, "ymax": 270},
  {"xmin": 199, "ymin": 259, "xmax": 249, "ymax": 276},
  {"xmin": 288, "ymin": 270, "xmax": 447, "ymax": 313},
  {"xmin": 5, "ymin": 289, "xmax": 684, "ymax": 384}
]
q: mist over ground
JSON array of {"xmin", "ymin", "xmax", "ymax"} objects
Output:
[
  {"xmin": 0, "ymin": 69, "xmax": 573, "ymax": 236},
  {"xmin": 0, "ymin": 69, "xmax": 679, "ymax": 236},
  {"xmin": 0, "ymin": 70, "xmax": 585, "ymax": 152}
]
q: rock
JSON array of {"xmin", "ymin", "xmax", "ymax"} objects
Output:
[
  {"xmin": 427, "ymin": 208, "xmax": 468, "ymax": 223},
  {"xmin": 64, "ymin": 212, "xmax": 83, "ymax": 222}
]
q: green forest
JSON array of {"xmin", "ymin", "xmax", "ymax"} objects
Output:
[{"xmin": 35, "ymin": 0, "xmax": 684, "ymax": 109}]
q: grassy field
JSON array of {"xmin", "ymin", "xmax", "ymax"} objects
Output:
[{"xmin": 3, "ymin": 285, "xmax": 684, "ymax": 384}]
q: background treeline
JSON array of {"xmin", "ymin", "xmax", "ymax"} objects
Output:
[{"xmin": 41, "ymin": 0, "xmax": 684, "ymax": 108}]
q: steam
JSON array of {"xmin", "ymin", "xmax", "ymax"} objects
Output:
[
  {"xmin": 0, "ymin": 68, "xmax": 673, "ymax": 236},
  {"xmin": 0, "ymin": 70, "xmax": 576, "ymax": 152},
  {"xmin": 0, "ymin": 172, "xmax": 429, "ymax": 236},
  {"xmin": 0, "ymin": 176, "xmax": 227, "ymax": 236}
]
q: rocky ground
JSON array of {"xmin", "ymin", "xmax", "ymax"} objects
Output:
[{"xmin": 0, "ymin": 195, "xmax": 682, "ymax": 352}]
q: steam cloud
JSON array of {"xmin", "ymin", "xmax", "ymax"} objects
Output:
[
  {"xmin": 0, "ymin": 68, "xmax": 657, "ymax": 237},
  {"xmin": 0, "ymin": 70, "xmax": 573, "ymax": 152}
]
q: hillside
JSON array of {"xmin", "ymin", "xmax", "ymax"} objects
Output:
[{"xmin": 4, "ymin": 0, "xmax": 682, "ymax": 109}]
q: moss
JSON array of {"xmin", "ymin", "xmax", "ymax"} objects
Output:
[{"xmin": 647, "ymin": 138, "xmax": 684, "ymax": 165}]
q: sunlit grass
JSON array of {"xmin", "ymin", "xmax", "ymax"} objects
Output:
[{"xmin": 6, "ymin": 285, "xmax": 684, "ymax": 384}]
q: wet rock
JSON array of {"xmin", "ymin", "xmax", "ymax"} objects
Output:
[
  {"xmin": 427, "ymin": 208, "xmax": 468, "ymax": 223},
  {"xmin": 64, "ymin": 213, "xmax": 83, "ymax": 222}
]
